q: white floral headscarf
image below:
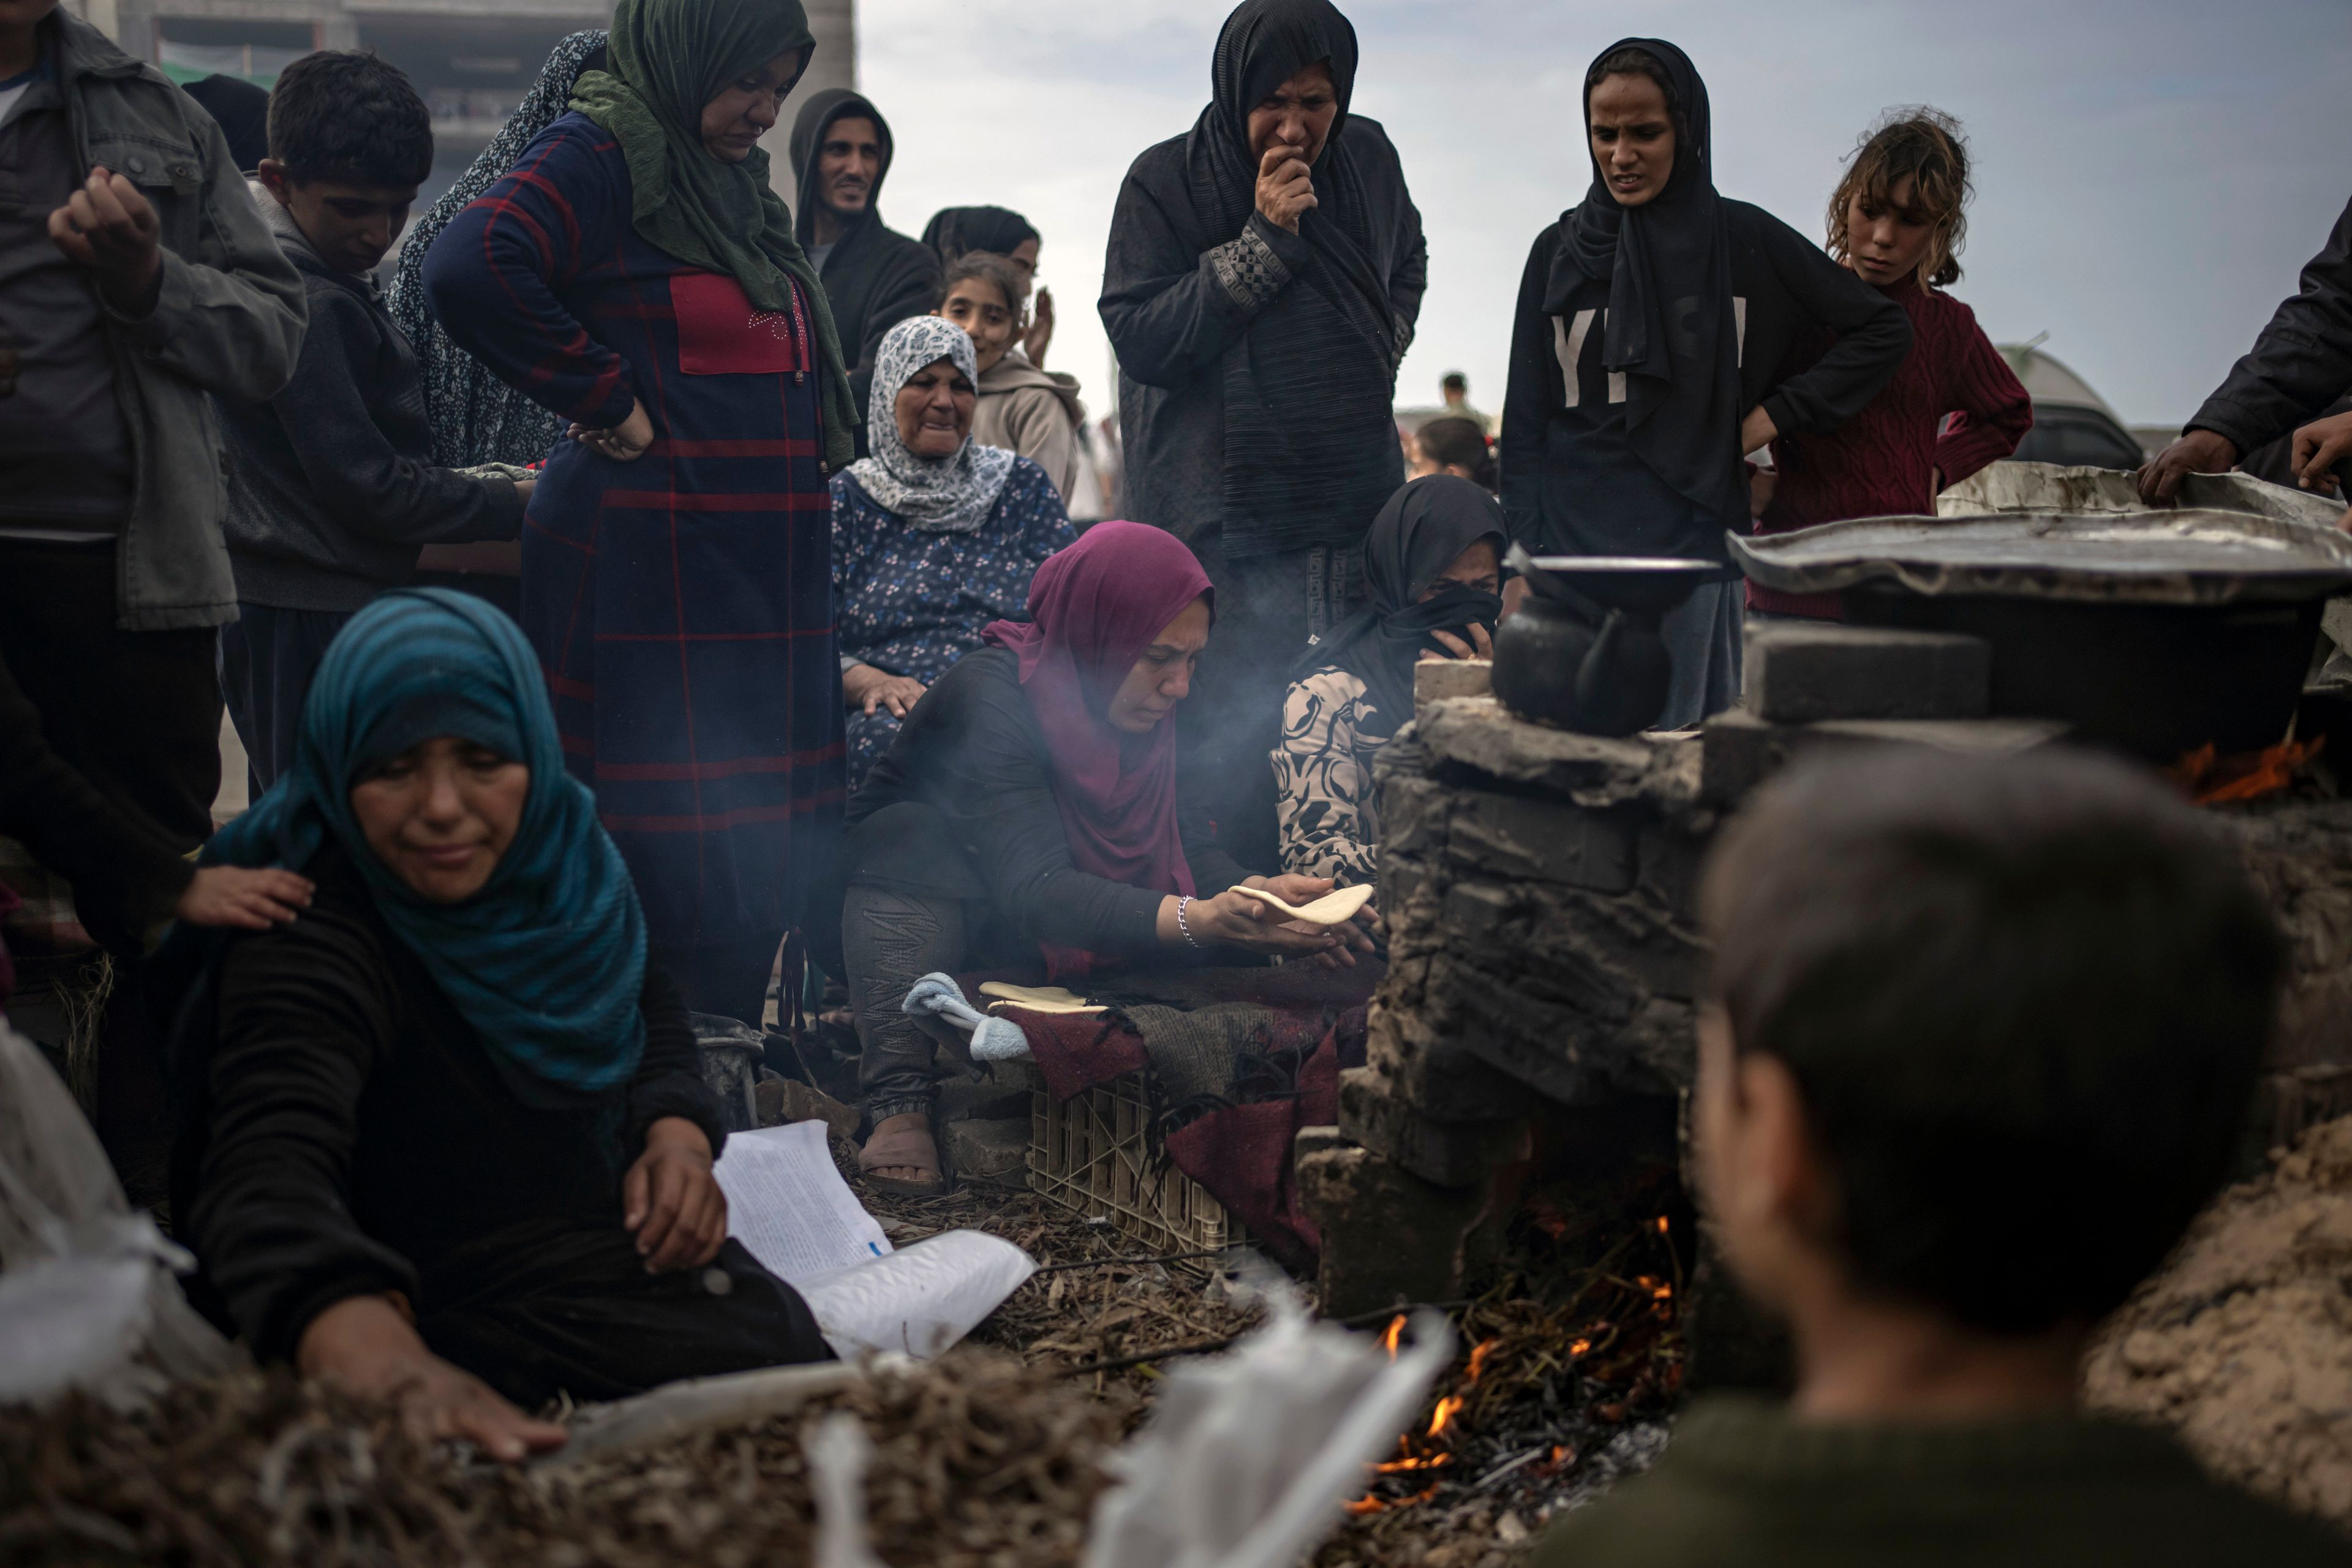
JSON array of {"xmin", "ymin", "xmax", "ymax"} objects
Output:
[{"xmin": 845, "ymin": 317, "xmax": 1017, "ymax": 533}]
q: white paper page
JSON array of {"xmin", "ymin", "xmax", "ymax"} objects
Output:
[
  {"xmin": 715, "ymin": 1120, "xmax": 892, "ymax": 1285},
  {"xmin": 799, "ymin": 1229, "xmax": 1037, "ymax": 1360}
]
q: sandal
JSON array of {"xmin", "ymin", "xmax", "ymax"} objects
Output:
[{"xmin": 859, "ymin": 1110, "xmax": 948, "ymax": 1196}]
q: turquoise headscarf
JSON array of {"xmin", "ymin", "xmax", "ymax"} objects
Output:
[{"xmin": 206, "ymin": 590, "xmax": 649, "ymax": 1095}]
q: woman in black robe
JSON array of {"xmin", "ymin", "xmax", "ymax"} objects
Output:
[
  {"xmin": 1099, "ymin": 0, "xmax": 1427, "ymax": 873},
  {"xmin": 1499, "ymin": 38, "xmax": 1912, "ymax": 728},
  {"xmin": 172, "ymin": 590, "xmax": 829, "ymax": 1461}
]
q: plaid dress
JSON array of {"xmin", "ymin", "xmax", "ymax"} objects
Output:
[{"xmin": 424, "ymin": 112, "xmax": 843, "ymax": 949}]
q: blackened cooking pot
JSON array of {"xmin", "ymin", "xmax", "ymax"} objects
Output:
[{"xmin": 1490, "ymin": 548, "xmax": 1716, "ymax": 736}]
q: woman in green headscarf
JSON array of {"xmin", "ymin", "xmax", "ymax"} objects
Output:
[{"xmin": 423, "ymin": 0, "xmax": 856, "ymax": 1027}]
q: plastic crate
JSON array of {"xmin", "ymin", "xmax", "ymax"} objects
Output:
[{"xmin": 1028, "ymin": 1077, "xmax": 1242, "ymax": 1259}]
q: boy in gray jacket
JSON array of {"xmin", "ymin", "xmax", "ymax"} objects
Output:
[{"xmin": 217, "ymin": 49, "xmax": 527, "ymax": 791}]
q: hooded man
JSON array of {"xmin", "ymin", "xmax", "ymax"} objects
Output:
[{"xmin": 790, "ymin": 87, "xmax": 943, "ymax": 456}]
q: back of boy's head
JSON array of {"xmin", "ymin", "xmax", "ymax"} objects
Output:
[
  {"xmin": 1828, "ymin": 106, "xmax": 1970, "ymax": 287},
  {"xmin": 267, "ymin": 50, "xmax": 432, "ymax": 189},
  {"xmin": 1701, "ymin": 746, "xmax": 2282, "ymax": 1336}
]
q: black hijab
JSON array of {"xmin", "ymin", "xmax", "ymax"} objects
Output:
[
  {"xmin": 1544, "ymin": 39, "xmax": 1744, "ymax": 525},
  {"xmin": 1184, "ymin": 0, "xmax": 1408, "ymax": 558},
  {"xmin": 1295, "ymin": 476, "xmax": 1504, "ymax": 734},
  {"xmin": 922, "ymin": 205, "xmax": 1040, "ymax": 263}
]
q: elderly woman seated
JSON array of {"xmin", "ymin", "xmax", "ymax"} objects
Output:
[
  {"xmin": 172, "ymin": 590, "xmax": 830, "ymax": 1462},
  {"xmin": 1275, "ymin": 477, "xmax": 1504, "ymax": 884},
  {"xmin": 842, "ymin": 523, "xmax": 1374, "ymax": 1193},
  {"xmin": 834, "ymin": 316, "xmax": 1076, "ymax": 786}
]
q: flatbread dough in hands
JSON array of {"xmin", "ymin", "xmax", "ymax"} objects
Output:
[
  {"xmin": 1229, "ymin": 883, "xmax": 1376, "ymax": 926},
  {"xmin": 979, "ymin": 982, "xmax": 1109, "ymax": 1016}
]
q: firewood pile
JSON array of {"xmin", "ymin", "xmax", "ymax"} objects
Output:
[{"xmin": 0, "ymin": 1354, "xmax": 1118, "ymax": 1568}]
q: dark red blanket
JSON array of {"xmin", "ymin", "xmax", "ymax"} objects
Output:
[{"xmin": 979, "ymin": 962, "xmax": 1378, "ymax": 1270}]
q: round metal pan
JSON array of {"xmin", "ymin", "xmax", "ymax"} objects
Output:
[{"xmin": 1727, "ymin": 510, "xmax": 2352, "ymax": 607}]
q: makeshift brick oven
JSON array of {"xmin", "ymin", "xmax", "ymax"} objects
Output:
[{"xmin": 1302, "ymin": 634, "xmax": 2352, "ymax": 1378}]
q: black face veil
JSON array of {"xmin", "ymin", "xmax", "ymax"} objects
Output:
[{"xmin": 1546, "ymin": 38, "xmax": 1746, "ymax": 528}]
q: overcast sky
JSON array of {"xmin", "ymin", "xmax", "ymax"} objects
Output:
[{"xmin": 857, "ymin": 0, "xmax": 2352, "ymax": 428}]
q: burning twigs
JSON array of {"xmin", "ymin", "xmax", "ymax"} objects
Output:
[
  {"xmin": 2167, "ymin": 735, "xmax": 2329, "ymax": 805},
  {"xmin": 1325, "ymin": 1211, "xmax": 1688, "ymax": 1554}
]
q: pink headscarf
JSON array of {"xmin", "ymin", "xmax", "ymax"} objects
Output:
[{"xmin": 982, "ymin": 523, "xmax": 1213, "ymax": 973}]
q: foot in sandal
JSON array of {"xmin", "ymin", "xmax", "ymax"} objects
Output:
[{"xmin": 859, "ymin": 1110, "xmax": 946, "ymax": 1194}]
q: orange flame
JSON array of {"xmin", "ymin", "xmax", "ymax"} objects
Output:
[
  {"xmin": 2167, "ymin": 736, "xmax": 2324, "ymax": 806},
  {"xmin": 1345, "ymin": 1483, "xmax": 1439, "ymax": 1516},
  {"xmin": 1427, "ymin": 1395, "xmax": 1465, "ymax": 1439},
  {"xmin": 1655, "ymin": 1215, "xmax": 1670, "ymax": 1234},
  {"xmin": 1378, "ymin": 1314, "xmax": 1406, "ymax": 1359},
  {"xmin": 1465, "ymin": 1340, "xmax": 1496, "ymax": 1385},
  {"xmin": 1569, "ymin": 1337, "xmax": 1592, "ymax": 1357}
]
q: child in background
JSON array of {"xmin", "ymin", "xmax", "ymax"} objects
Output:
[
  {"xmin": 1532, "ymin": 746, "xmax": 2350, "ymax": 1568},
  {"xmin": 1407, "ymin": 415, "xmax": 1497, "ymax": 493},
  {"xmin": 216, "ymin": 50, "xmax": 528, "ymax": 794},
  {"xmin": 1751, "ymin": 110, "xmax": 2032, "ymax": 618},
  {"xmin": 935, "ymin": 251, "xmax": 1085, "ymax": 503}
]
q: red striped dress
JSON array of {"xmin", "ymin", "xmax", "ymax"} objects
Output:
[
  {"xmin": 423, "ymin": 112, "xmax": 844, "ymax": 956},
  {"xmin": 1754, "ymin": 273, "xmax": 2034, "ymax": 618}
]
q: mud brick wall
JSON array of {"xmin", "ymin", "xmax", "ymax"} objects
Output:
[
  {"xmin": 1371, "ymin": 702, "xmax": 1713, "ymax": 1110},
  {"xmin": 2218, "ymin": 799, "xmax": 2352, "ymax": 1153}
]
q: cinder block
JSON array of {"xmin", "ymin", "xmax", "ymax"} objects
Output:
[
  {"xmin": 1414, "ymin": 657, "xmax": 1492, "ymax": 709},
  {"xmin": 1298, "ymin": 1144, "xmax": 1498, "ymax": 1318},
  {"xmin": 1447, "ymin": 788, "xmax": 1635, "ymax": 893},
  {"xmin": 943, "ymin": 1116, "xmax": 1030, "ymax": 1182},
  {"xmin": 1338, "ymin": 1065, "xmax": 1530, "ymax": 1188},
  {"xmin": 1700, "ymin": 709, "xmax": 2070, "ymax": 805},
  {"xmin": 1746, "ymin": 622, "xmax": 1989, "ymax": 723}
]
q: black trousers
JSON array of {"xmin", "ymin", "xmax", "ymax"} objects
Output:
[
  {"xmin": 418, "ymin": 1228, "xmax": 833, "ymax": 1409},
  {"xmin": 1179, "ymin": 527, "xmax": 1361, "ymax": 876},
  {"xmin": 218, "ymin": 601, "xmax": 352, "ymax": 797},
  {"xmin": 842, "ymin": 883, "xmax": 969, "ymax": 1121},
  {"xmin": 0, "ymin": 539, "xmax": 222, "ymax": 862},
  {"xmin": 0, "ymin": 540, "xmax": 222, "ymax": 1204}
]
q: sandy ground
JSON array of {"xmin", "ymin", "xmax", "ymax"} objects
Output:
[{"xmin": 2085, "ymin": 1114, "xmax": 2352, "ymax": 1529}]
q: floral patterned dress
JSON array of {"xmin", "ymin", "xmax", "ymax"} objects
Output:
[
  {"xmin": 1272, "ymin": 665, "xmax": 1387, "ymax": 885},
  {"xmin": 832, "ymin": 456, "xmax": 1075, "ymax": 787}
]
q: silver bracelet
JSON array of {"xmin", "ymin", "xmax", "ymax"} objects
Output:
[{"xmin": 1176, "ymin": 894, "xmax": 1202, "ymax": 949}]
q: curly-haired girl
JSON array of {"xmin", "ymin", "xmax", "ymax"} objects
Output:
[{"xmin": 1751, "ymin": 110, "xmax": 2035, "ymax": 618}]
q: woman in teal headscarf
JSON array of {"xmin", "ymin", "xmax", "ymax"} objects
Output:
[
  {"xmin": 422, "ymin": 0, "xmax": 854, "ymax": 1031},
  {"xmin": 172, "ymin": 591, "xmax": 831, "ymax": 1461}
]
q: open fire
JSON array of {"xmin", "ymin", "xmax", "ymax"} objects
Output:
[
  {"xmin": 2167, "ymin": 736, "xmax": 2327, "ymax": 806},
  {"xmin": 1340, "ymin": 1214, "xmax": 1686, "ymax": 1522}
]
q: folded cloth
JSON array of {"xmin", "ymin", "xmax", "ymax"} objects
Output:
[{"xmin": 902, "ymin": 973, "xmax": 1031, "ymax": 1062}]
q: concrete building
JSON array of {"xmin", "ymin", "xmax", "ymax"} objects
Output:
[{"xmin": 69, "ymin": 0, "xmax": 853, "ymax": 206}]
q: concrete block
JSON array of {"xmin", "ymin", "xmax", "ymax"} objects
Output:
[
  {"xmin": 1298, "ymin": 1144, "xmax": 1498, "ymax": 1319},
  {"xmin": 1414, "ymin": 657, "xmax": 1492, "ymax": 710},
  {"xmin": 1701, "ymin": 709, "xmax": 2071, "ymax": 805},
  {"xmin": 754, "ymin": 1076, "xmax": 858, "ymax": 1142},
  {"xmin": 936, "ymin": 1058, "xmax": 1041, "ymax": 1124},
  {"xmin": 1746, "ymin": 622, "xmax": 1990, "ymax": 723},
  {"xmin": 943, "ymin": 1116, "xmax": 1030, "ymax": 1182},
  {"xmin": 1338, "ymin": 1065, "xmax": 1530, "ymax": 1188},
  {"xmin": 1447, "ymin": 788, "xmax": 1635, "ymax": 894}
]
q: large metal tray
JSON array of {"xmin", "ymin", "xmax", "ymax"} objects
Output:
[{"xmin": 1727, "ymin": 510, "xmax": 2352, "ymax": 606}]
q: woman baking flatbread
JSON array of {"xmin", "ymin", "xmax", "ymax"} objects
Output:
[{"xmin": 838, "ymin": 522, "xmax": 1376, "ymax": 1193}]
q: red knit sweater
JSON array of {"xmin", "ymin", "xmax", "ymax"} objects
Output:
[{"xmin": 1751, "ymin": 274, "xmax": 2034, "ymax": 617}]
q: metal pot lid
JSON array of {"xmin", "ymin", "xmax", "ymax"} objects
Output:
[
  {"xmin": 1520, "ymin": 555, "xmax": 1722, "ymax": 574},
  {"xmin": 1727, "ymin": 510, "xmax": 2352, "ymax": 606}
]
